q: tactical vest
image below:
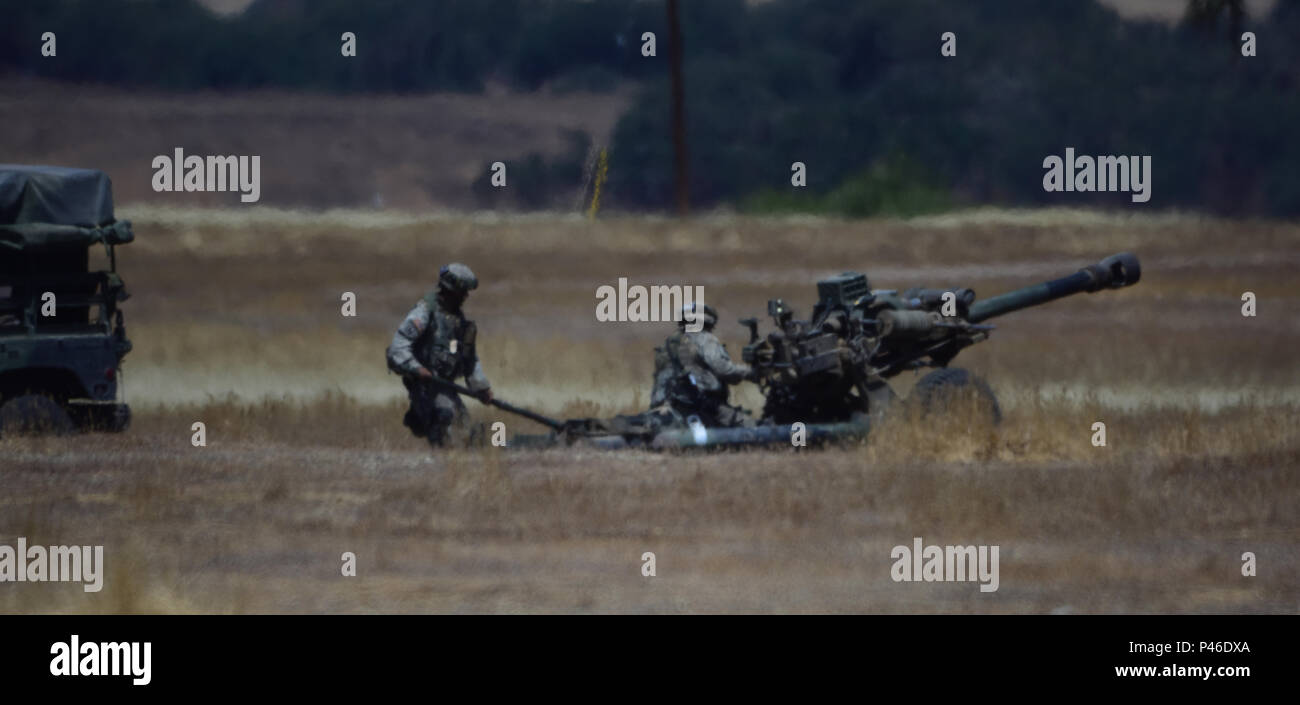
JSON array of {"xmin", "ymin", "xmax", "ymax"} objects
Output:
[
  {"xmin": 660, "ymin": 331, "xmax": 724, "ymax": 409},
  {"xmin": 417, "ymin": 290, "xmax": 477, "ymax": 381}
]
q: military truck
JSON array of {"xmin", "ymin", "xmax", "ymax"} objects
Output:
[{"xmin": 0, "ymin": 165, "xmax": 133, "ymax": 435}]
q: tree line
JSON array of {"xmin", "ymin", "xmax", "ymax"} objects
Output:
[{"xmin": 3, "ymin": 0, "xmax": 1297, "ymax": 216}]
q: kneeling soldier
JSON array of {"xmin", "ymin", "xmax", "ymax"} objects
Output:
[{"xmin": 650, "ymin": 303, "xmax": 758, "ymax": 428}]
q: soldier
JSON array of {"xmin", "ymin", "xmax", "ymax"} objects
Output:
[
  {"xmin": 386, "ymin": 263, "xmax": 492, "ymax": 447},
  {"xmin": 650, "ymin": 303, "xmax": 758, "ymax": 428}
]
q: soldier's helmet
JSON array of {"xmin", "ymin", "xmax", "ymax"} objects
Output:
[
  {"xmin": 438, "ymin": 263, "xmax": 478, "ymax": 294},
  {"xmin": 680, "ymin": 303, "xmax": 718, "ymax": 331}
]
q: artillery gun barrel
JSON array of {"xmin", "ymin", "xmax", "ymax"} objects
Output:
[{"xmin": 966, "ymin": 252, "xmax": 1140, "ymax": 324}]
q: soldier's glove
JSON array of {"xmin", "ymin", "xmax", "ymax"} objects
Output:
[{"xmin": 477, "ymin": 388, "xmax": 493, "ymax": 403}]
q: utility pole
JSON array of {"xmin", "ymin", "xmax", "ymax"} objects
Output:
[{"xmin": 667, "ymin": 0, "xmax": 689, "ymax": 215}]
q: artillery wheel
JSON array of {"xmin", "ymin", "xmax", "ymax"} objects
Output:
[
  {"xmin": 0, "ymin": 395, "xmax": 76, "ymax": 437},
  {"xmin": 910, "ymin": 368, "xmax": 1002, "ymax": 425}
]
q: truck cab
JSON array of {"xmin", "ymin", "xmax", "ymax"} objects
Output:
[{"xmin": 0, "ymin": 165, "xmax": 133, "ymax": 434}]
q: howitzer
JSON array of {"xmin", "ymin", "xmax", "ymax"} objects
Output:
[
  {"xmin": 741, "ymin": 253, "xmax": 1141, "ymax": 424},
  {"xmin": 500, "ymin": 253, "xmax": 1141, "ymax": 451}
]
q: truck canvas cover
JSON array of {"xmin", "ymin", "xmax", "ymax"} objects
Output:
[{"xmin": 0, "ymin": 165, "xmax": 133, "ymax": 251}]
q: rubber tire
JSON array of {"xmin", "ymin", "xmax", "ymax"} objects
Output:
[
  {"xmin": 911, "ymin": 368, "xmax": 1002, "ymax": 425},
  {"xmin": 0, "ymin": 395, "xmax": 76, "ymax": 437}
]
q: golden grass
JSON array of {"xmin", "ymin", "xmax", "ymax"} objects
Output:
[
  {"xmin": 4, "ymin": 398, "xmax": 1296, "ymax": 613},
  {"xmin": 3, "ymin": 209, "xmax": 1298, "ymax": 613}
]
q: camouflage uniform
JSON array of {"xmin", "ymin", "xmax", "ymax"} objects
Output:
[
  {"xmin": 650, "ymin": 305, "xmax": 757, "ymax": 428},
  {"xmin": 386, "ymin": 263, "xmax": 491, "ymax": 447}
]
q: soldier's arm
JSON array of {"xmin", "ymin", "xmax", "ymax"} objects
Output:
[
  {"xmin": 464, "ymin": 359, "xmax": 491, "ymax": 394},
  {"xmin": 650, "ymin": 345, "xmax": 670, "ymax": 407},
  {"xmin": 457, "ymin": 319, "xmax": 491, "ymax": 398},
  {"xmin": 700, "ymin": 336, "xmax": 755, "ymax": 384},
  {"xmin": 386, "ymin": 301, "xmax": 431, "ymax": 377}
]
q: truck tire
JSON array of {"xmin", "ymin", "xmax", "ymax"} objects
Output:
[
  {"xmin": 0, "ymin": 395, "xmax": 76, "ymax": 436},
  {"xmin": 910, "ymin": 368, "xmax": 1002, "ymax": 425},
  {"xmin": 107, "ymin": 404, "xmax": 131, "ymax": 433}
]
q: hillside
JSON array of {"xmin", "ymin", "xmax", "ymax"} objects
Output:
[{"xmin": 0, "ymin": 79, "xmax": 631, "ymax": 210}]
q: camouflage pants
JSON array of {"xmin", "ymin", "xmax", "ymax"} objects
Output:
[
  {"xmin": 402, "ymin": 378, "xmax": 471, "ymax": 448},
  {"xmin": 711, "ymin": 403, "xmax": 757, "ymax": 429},
  {"xmin": 700, "ymin": 402, "xmax": 756, "ymax": 429}
]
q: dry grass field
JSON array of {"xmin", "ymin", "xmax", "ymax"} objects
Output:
[{"xmin": 2, "ymin": 207, "xmax": 1298, "ymax": 613}]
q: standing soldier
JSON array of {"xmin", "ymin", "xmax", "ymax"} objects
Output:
[
  {"xmin": 650, "ymin": 303, "xmax": 758, "ymax": 428},
  {"xmin": 387, "ymin": 263, "xmax": 492, "ymax": 447}
]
